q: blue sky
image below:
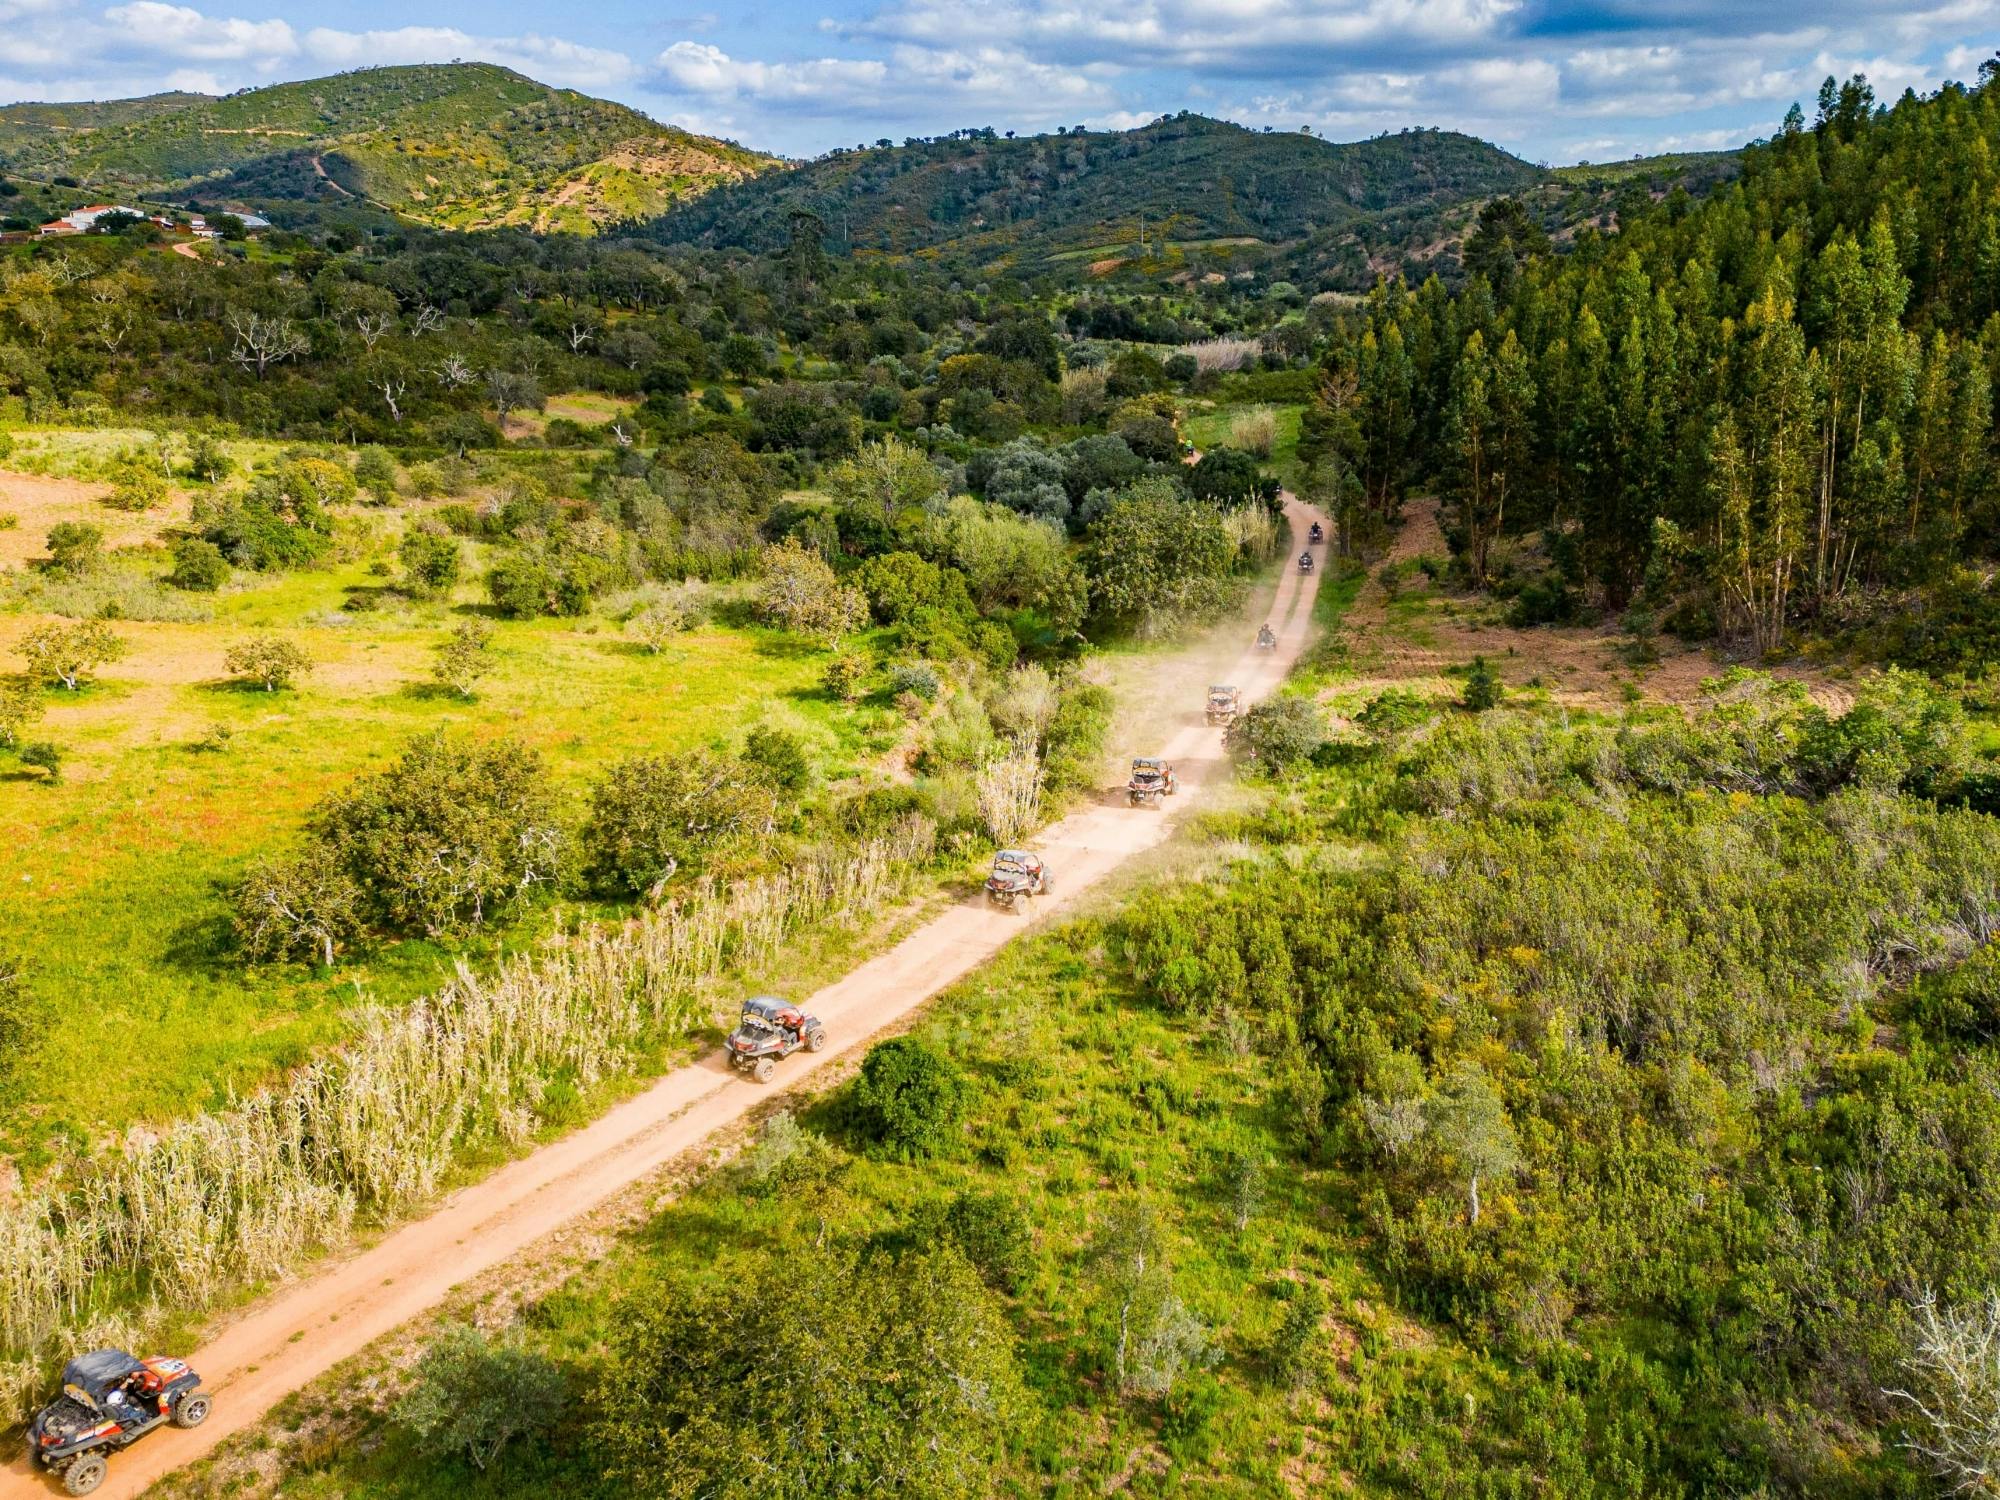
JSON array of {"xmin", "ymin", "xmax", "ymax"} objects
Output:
[{"xmin": 0, "ymin": 0, "xmax": 1993, "ymax": 163}]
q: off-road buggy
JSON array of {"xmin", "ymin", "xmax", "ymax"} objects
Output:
[
  {"xmin": 985, "ymin": 849, "xmax": 1052, "ymax": 911},
  {"xmin": 725, "ymin": 995, "xmax": 826, "ymax": 1082},
  {"xmin": 1205, "ymin": 685, "xmax": 1241, "ymax": 727},
  {"xmin": 1255, "ymin": 624, "xmax": 1277, "ymax": 651},
  {"xmin": 1126, "ymin": 757, "xmax": 1178, "ymax": 807},
  {"xmin": 1297, "ymin": 551, "xmax": 1315, "ymax": 573},
  {"xmin": 27, "ymin": 1349, "xmax": 210, "ymax": 1495}
]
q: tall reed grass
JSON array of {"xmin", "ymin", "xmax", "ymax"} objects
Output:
[
  {"xmin": 0, "ymin": 816, "xmax": 936, "ymax": 1415},
  {"xmin": 1175, "ymin": 338, "xmax": 1260, "ymax": 374}
]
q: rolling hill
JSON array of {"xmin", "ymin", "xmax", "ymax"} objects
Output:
[
  {"xmin": 0, "ymin": 63, "xmax": 777, "ymax": 233},
  {"xmin": 648, "ymin": 115, "xmax": 1546, "ymax": 269}
]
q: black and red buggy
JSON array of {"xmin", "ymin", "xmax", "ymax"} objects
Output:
[
  {"xmin": 984, "ymin": 849, "xmax": 1052, "ymax": 911},
  {"xmin": 726, "ymin": 995, "xmax": 827, "ymax": 1082},
  {"xmin": 28, "ymin": 1348, "xmax": 211, "ymax": 1495},
  {"xmin": 1126, "ymin": 757, "xmax": 1179, "ymax": 808}
]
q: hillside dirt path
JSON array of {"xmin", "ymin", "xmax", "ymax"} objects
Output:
[{"xmin": 3, "ymin": 499, "xmax": 1326, "ymax": 1500}]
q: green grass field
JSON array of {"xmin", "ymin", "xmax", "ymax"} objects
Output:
[{"xmin": 0, "ymin": 459, "xmax": 895, "ymax": 1159}]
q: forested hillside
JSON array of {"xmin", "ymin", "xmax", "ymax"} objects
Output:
[
  {"xmin": 0, "ymin": 64, "xmax": 775, "ymax": 232},
  {"xmin": 1301, "ymin": 67, "xmax": 2000, "ymax": 666},
  {"xmin": 649, "ymin": 114, "xmax": 1546, "ymax": 277}
]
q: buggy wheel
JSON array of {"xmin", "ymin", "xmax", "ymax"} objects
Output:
[
  {"xmin": 753, "ymin": 1056, "xmax": 776, "ymax": 1083},
  {"xmin": 173, "ymin": 1393, "xmax": 212, "ymax": 1429},
  {"xmin": 63, "ymin": 1455, "xmax": 107, "ymax": 1497},
  {"xmin": 806, "ymin": 1029, "xmax": 827, "ymax": 1053}
]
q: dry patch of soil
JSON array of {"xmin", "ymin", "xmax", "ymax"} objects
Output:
[
  {"xmin": 0, "ymin": 469, "xmax": 188, "ymax": 567},
  {"xmin": 1332, "ymin": 498, "xmax": 1856, "ymax": 715}
]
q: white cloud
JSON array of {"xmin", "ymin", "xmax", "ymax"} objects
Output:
[
  {"xmin": 300, "ymin": 26, "xmax": 636, "ymax": 88},
  {"xmin": 104, "ymin": 1, "xmax": 294, "ymax": 62}
]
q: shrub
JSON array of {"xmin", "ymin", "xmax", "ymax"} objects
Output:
[
  {"xmin": 909, "ymin": 1190, "xmax": 1033, "ymax": 1294},
  {"xmin": 104, "ymin": 464, "xmax": 168, "ymax": 512},
  {"xmin": 353, "ymin": 446, "xmax": 398, "ymax": 504},
  {"xmin": 821, "ymin": 651, "xmax": 867, "ymax": 701},
  {"xmin": 16, "ymin": 741, "xmax": 60, "ymax": 782},
  {"xmin": 224, "ymin": 635, "xmax": 313, "ymax": 692},
  {"xmin": 395, "ymin": 1324, "xmax": 567, "ymax": 1471},
  {"xmin": 44, "ymin": 521, "xmax": 103, "ymax": 576},
  {"xmin": 167, "ymin": 536, "xmax": 229, "ymax": 592},
  {"xmin": 851, "ymin": 1037, "xmax": 965, "ymax": 1159},
  {"xmin": 886, "ymin": 662, "xmax": 942, "ymax": 702},
  {"xmin": 399, "ymin": 525, "xmax": 462, "ymax": 597},
  {"xmin": 0, "ymin": 681, "xmax": 45, "ymax": 747},
  {"xmin": 758, "ymin": 537, "xmax": 867, "ymax": 642},
  {"xmin": 1462, "ymin": 656, "xmax": 1504, "ymax": 711},
  {"xmin": 742, "ymin": 725, "xmax": 811, "ymax": 794}
]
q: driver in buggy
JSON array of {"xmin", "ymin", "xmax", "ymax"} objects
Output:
[
  {"xmin": 1256, "ymin": 623, "xmax": 1276, "ymax": 648},
  {"xmin": 106, "ymin": 1367, "xmax": 162, "ymax": 1425}
]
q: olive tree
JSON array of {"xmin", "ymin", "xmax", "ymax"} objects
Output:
[
  {"xmin": 1886, "ymin": 1290, "xmax": 2000, "ymax": 1495},
  {"xmin": 758, "ymin": 537, "xmax": 867, "ymax": 643},
  {"xmin": 233, "ymin": 843, "xmax": 363, "ymax": 966},
  {"xmin": 596, "ymin": 1244, "xmax": 1020, "ymax": 1500},
  {"xmin": 584, "ymin": 750, "xmax": 776, "ymax": 897},
  {"xmin": 396, "ymin": 1324, "xmax": 567, "ymax": 1472},
  {"xmin": 224, "ymin": 635, "xmax": 313, "ymax": 692},
  {"xmin": 20, "ymin": 619, "xmax": 124, "ymax": 690},
  {"xmin": 430, "ymin": 621, "xmax": 494, "ymax": 699}
]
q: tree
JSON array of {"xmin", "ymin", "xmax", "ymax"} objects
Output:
[
  {"xmin": 17, "ymin": 741, "xmax": 60, "ymax": 782},
  {"xmin": 584, "ymin": 750, "xmax": 776, "ymax": 896},
  {"xmin": 1886, "ymin": 1290, "xmax": 2000, "ymax": 1495},
  {"xmin": 596, "ymin": 1244, "xmax": 1021, "ymax": 1500},
  {"xmin": 353, "ymin": 446, "xmax": 399, "ymax": 504},
  {"xmin": 224, "ymin": 635, "xmax": 313, "ymax": 692},
  {"xmin": 0, "ymin": 680, "xmax": 45, "ymax": 746},
  {"xmin": 852, "ymin": 1037, "xmax": 965, "ymax": 1159},
  {"xmin": 1425, "ymin": 1062, "xmax": 1522, "ymax": 1226},
  {"xmin": 485, "ymin": 369, "xmax": 545, "ymax": 427},
  {"xmin": 1080, "ymin": 480, "xmax": 1236, "ymax": 636},
  {"xmin": 1225, "ymin": 696, "xmax": 1326, "ymax": 772},
  {"xmin": 1089, "ymin": 1199, "xmax": 1208, "ymax": 1397},
  {"xmin": 395, "ymin": 1324, "xmax": 567, "ymax": 1472},
  {"xmin": 105, "ymin": 463, "xmax": 168, "ymax": 513},
  {"xmin": 311, "ymin": 732, "xmax": 567, "ymax": 935},
  {"xmin": 430, "ymin": 622, "xmax": 494, "ymax": 699},
  {"xmin": 44, "ymin": 521, "xmax": 102, "ymax": 575},
  {"xmin": 20, "ymin": 619, "xmax": 124, "ymax": 690},
  {"xmin": 226, "ymin": 309, "xmax": 308, "ymax": 380},
  {"xmin": 758, "ymin": 537, "xmax": 867, "ymax": 643},
  {"xmin": 399, "ymin": 526, "xmax": 462, "ymax": 597},
  {"xmin": 825, "ymin": 435, "xmax": 945, "ymax": 523},
  {"xmin": 233, "ymin": 843, "xmax": 363, "ymax": 966},
  {"xmin": 1461, "ymin": 197, "xmax": 1550, "ymax": 294}
]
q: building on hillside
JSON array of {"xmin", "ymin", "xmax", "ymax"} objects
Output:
[{"xmin": 38, "ymin": 204, "xmax": 143, "ymax": 236}]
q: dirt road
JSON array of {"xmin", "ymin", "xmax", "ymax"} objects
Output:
[{"xmin": 4, "ymin": 500, "xmax": 1324, "ymax": 1499}]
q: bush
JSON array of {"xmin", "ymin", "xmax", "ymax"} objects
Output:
[
  {"xmin": 353, "ymin": 446, "xmax": 398, "ymax": 504},
  {"xmin": 886, "ymin": 662, "xmax": 942, "ymax": 702},
  {"xmin": 908, "ymin": 1190, "xmax": 1034, "ymax": 1294},
  {"xmin": 44, "ymin": 522, "xmax": 103, "ymax": 576},
  {"xmin": 399, "ymin": 525, "xmax": 462, "ymax": 597},
  {"xmin": 851, "ymin": 1037, "xmax": 965, "ymax": 1159},
  {"xmin": 1462, "ymin": 656, "xmax": 1503, "ymax": 711},
  {"xmin": 742, "ymin": 725, "xmax": 811, "ymax": 794},
  {"xmin": 105, "ymin": 464, "xmax": 168, "ymax": 513},
  {"xmin": 430, "ymin": 622, "xmax": 494, "ymax": 699},
  {"xmin": 395, "ymin": 1324, "xmax": 567, "ymax": 1472},
  {"xmin": 167, "ymin": 536, "xmax": 229, "ymax": 592},
  {"xmin": 821, "ymin": 651, "xmax": 867, "ymax": 701},
  {"xmin": 16, "ymin": 741, "xmax": 60, "ymax": 782},
  {"xmin": 758, "ymin": 537, "xmax": 867, "ymax": 642}
]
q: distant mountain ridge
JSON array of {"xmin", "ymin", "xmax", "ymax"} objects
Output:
[{"xmin": 0, "ymin": 63, "xmax": 777, "ymax": 233}]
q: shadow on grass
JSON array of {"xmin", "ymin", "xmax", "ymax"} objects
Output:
[
  {"xmin": 159, "ymin": 905, "xmax": 241, "ymax": 979},
  {"xmin": 751, "ymin": 634, "xmax": 827, "ymax": 662},
  {"xmin": 193, "ymin": 676, "xmax": 299, "ymax": 696}
]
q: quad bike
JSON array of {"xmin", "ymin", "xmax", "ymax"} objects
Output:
[
  {"xmin": 726, "ymin": 995, "xmax": 827, "ymax": 1082},
  {"xmin": 1205, "ymin": 685, "xmax": 1241, "ymax": 727},
  {"xmin": 1126, "ymin": 757, "xmax": 1178, "ymax": 808},
  {"xmin": 1255, "ymin": 624, "xmax": 1277, "ymax": 651},
  {"xmin": 28, "ymin": 1349, "xmax": 211, "ymax": 1496},
  {"xmin": 1309, "ymin": 521, "xmax": 1324, "ymax": 544},
  {"xmin": 1297, "ymin": 551, "xmax": 1315, "ymax": 573},
  {"xmin": 985, "ymin": 849, "xmax": 1052, "ymax": 911}
]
